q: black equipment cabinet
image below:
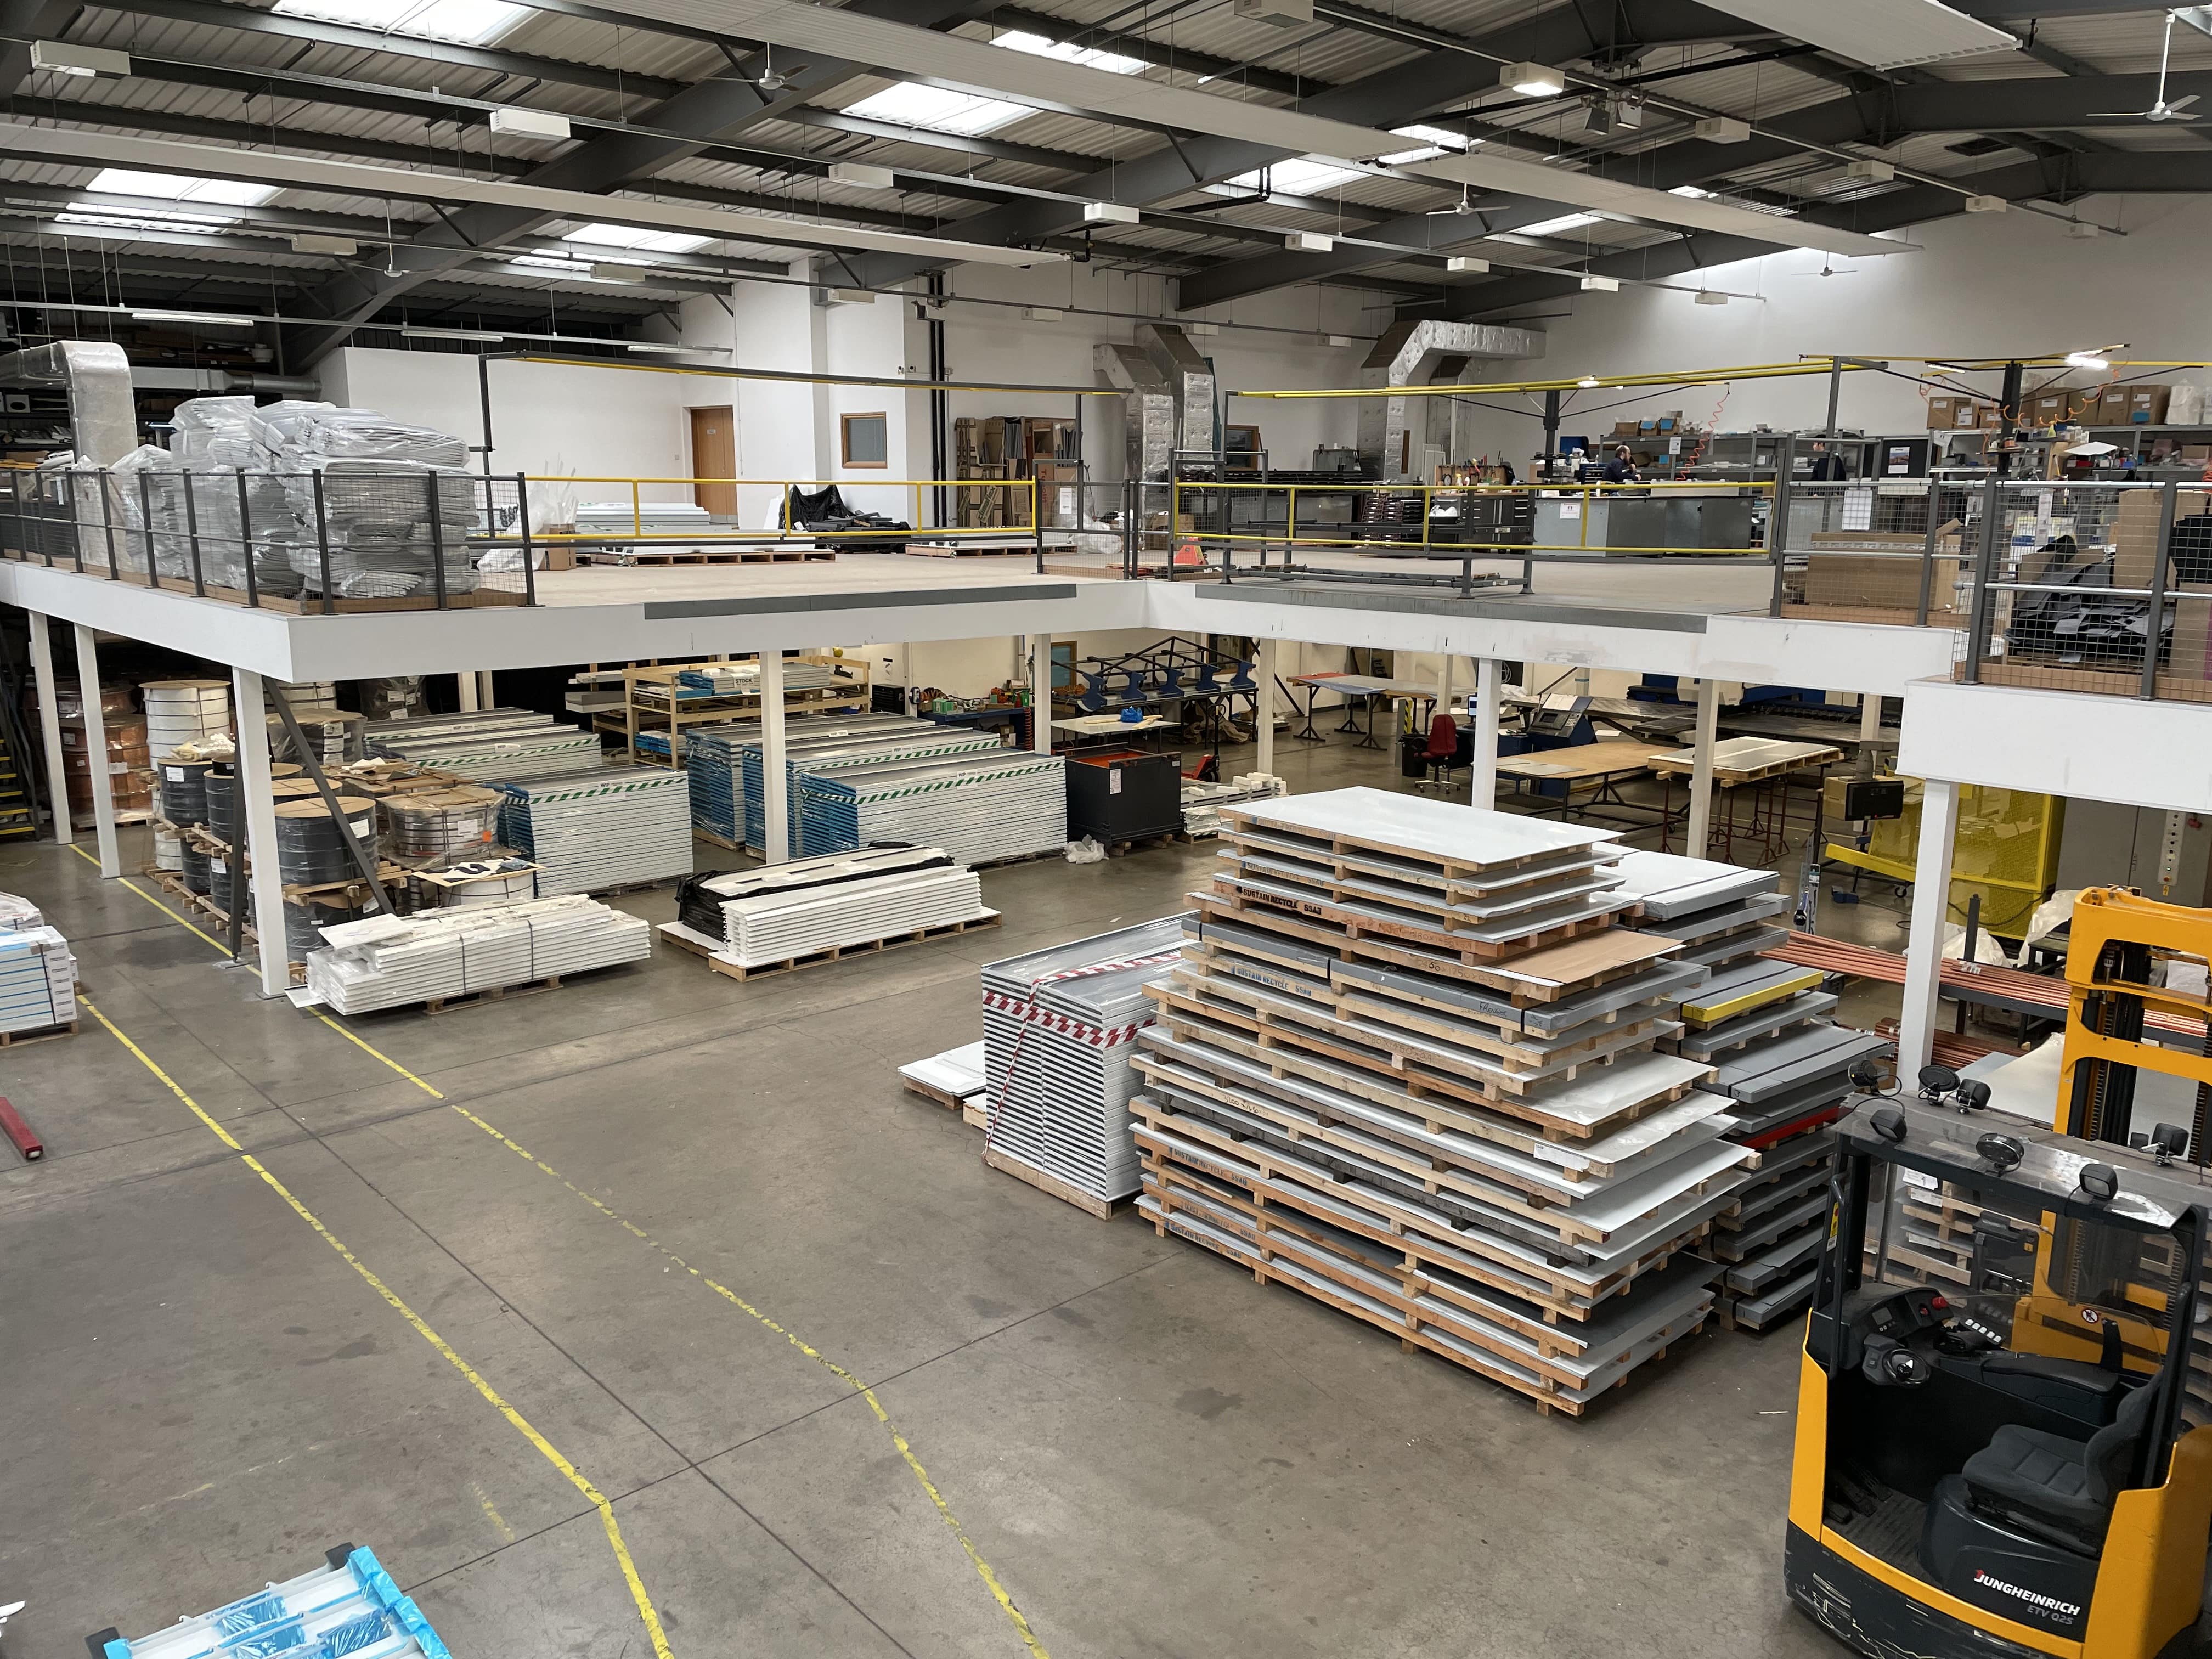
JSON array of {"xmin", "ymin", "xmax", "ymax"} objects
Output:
[{"xmin": 1065, "ymin": 748, "xmax": 1183, "ymax": 843}]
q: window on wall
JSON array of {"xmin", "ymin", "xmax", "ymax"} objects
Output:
[{"xmin": 842, "ymin": 411, "xmax": 889, "ymax": 469}]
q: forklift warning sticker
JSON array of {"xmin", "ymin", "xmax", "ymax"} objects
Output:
[{"xmin": 1972, "ymin": 1571, "xmax": 2081, "ymax": 1622}]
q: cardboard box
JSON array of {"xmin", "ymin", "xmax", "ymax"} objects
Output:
[
  {"xmin": 1976, "ymin": 401, "xmax": 2007, "ymax": 430},
  {"xmin": 2130, "ymin": 385, "xmax": 2172, "ymax": 425},
  {"xmin": 2096, "ymin": 388, "xmax": 2134, "ymax": 426},
  {"xmin": 2030, "ymin": 392, "xmax": 2074, "ymax": 427},
  {"xmin": 1800, "ymin": 551, "xmax": 1965, "ymax": 614},
  {"xmin": 1613, "ymin": 420, "xmax": 1641, "ymax": 438},
  {"xmin": 1925, "ymin": 396, "xmax": 1959, "ymax": 431},
  {"xmin": 2114, "ymin": 488, "xmax": 2209, "ymax": 588}
]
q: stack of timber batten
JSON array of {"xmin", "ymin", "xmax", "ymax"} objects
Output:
[
  {"xmin": 1133, "ymin": 788, "xmax": 1750, "ymax": 1415},
  {"xmin": 1615, "ymin": 848, "xmax": 1885, "ymax": 1333}
]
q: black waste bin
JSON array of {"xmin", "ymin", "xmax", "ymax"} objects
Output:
[{"xmin": 1399, "ymin": 732, "xmax": 1429, "ymax": 780}]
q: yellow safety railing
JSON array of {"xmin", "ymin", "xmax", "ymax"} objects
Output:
[
  {"xmin": 488, "ymin": 476, "xmax": 1040, "ymax": 542},
  {"xmin": 1171, "ymin": 476, "xmax": 1778, "ymax": 557}
]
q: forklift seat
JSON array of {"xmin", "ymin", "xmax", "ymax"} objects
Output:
[{"xmin": 1960, "ymin": 1380, "xmax": 2157, "ymax": 1547}]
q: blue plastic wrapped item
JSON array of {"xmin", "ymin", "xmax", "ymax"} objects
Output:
[{"xmin": 94, "ymin": 1545, "xmax": 450, "ymax": 1659}]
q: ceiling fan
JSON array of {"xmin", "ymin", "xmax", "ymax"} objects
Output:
[
  {"xmin": 2089, "ymin": 10, "xmax": 2199, "ymax": 121},
  {"xmin": 1791, "ymin": 258, "xmax": 1859, "ymax": 278},
  {"xmin": 740, "ymin": 44, "xmax": 809, "ymax": 93},
  {"xmin": 1428, "ymin": 183, "xmax": 1479, "ymax": 217}
]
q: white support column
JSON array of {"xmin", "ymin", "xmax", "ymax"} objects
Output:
[
  {"xmin": 1026, "ymin": 634, "xmax": 1053, "ymax": 753},
  {"xmin": 25, "ymin": 613, "xmax": 70, "ymax": 847},
  {"xmin": 477, "ymin": 670, "xmax": 496, "ymax": 709},
  {"xmin": 1686, "ymin": 677, "xmax": 1720, "ymax": 856},
  {"xmin": 1470, "ymin": 657, "xmax": 1501, "ymax": 810},
  {"xmin": 456, "ymin": 669, "xmax": 480, "ymax": 713},
  {"xmin": 1898, "ymin": 777, "xmax": 1963, "ymax": 1080},
  {"xmin": 1256, "ymin": 637, "xmax": 1278, "ymax": 779},
  {"xmin": 1437, "ymin": 654, "xmax": 1455, "ymax": 722},
  {"xmin": 231, "ymin": 667, "xmax": 292, "ymax": 997},
  {"xmin": 759, "ymin": 651, "xmax": 789, "ymax": 864},
  {"xmin": 71, "ymin": 624, "xmax": 119, "ymax": 877},
  {"xmin": 1858, "ymin": 691, "xmax": 1883, "ymax": 765}
]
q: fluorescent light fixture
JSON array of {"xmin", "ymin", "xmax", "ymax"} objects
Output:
[
  {"xmin": 1023, "ymin": 306, "xmax": 1064, "ymax": 321},
  {"xmin": 400, "ymin": 324, "xmax": 507, "ymax": 341},
  {"xmin": 272, "ymin": 0, "xmax": 524, "ymax": 45},
  {"xmin": 1324, "ymin": 334, "xmax": 1355, "ymax": 347},
  {"xmin": 1695, "ymin": 117, "xmax": 1751, "ymax": 143},
  {"xmin": 1084, "ymin": 200, "xmax": 1139, "ymax": 225},
  {"xmin": 489, "ymin": 107, "xmax": 571, "ymax": 141},
  {"xmin": 1674, "ymin": 0, "xmax": 2014, "ymax": 71},
  {"xmin": 828, "ymin": 161, "xmax": 894, "ymax": 189},
  {"xmin": 1844, "ymin": 159, "xmax": 1896, "ymax": 183},
  {"xmin": 1220, "ymin": 157, "xmax": 1363, "ymax": 196},
  {"xmin": 627, "ymin": 341, "xmax": 725, "ymax": 354},
  {"xmin": 132, "ymin": 308, "xmax": 258, "ymax": 326},
  {"xmin": 1377, "ymin": 123, "xmax": 1475, "ymax": 165},
  {"xmin": 1285, "ymin": 231, "xmax": 1334, "ymax": 252},
  {"xmin": 844, "ymin": 81, "xmax": 1034, "ymax": 138},
  {"xmin": 1577, "ymin": 374, "xmax": 1600, "ymax": 386},
  {"xmin": 55, "ymin": 207, "xmax": 232, "ymax": 236},
  {"xmin": 290, "ymin": 233, "xmax": 358, "ymax": 255},
  {"xmin": 1579, "ymin": 274, "xmax": 1620, "ymax": 292},
  {"xmin": 822, "ymin": 287, "xmax": 876, "ymax": 304},
  {"xmin": 1513, "ymin": 212, "xmax": 1601, "ymax": 238},
  {"xmin": 1695, "ymin": 290, "xmax": 1728, "ymax": 306},
  {"xmin": 1499, "ymin": 61, "xmax": 1566, "ymax": 97},
  {"xmin": 2068, "ymin": 221, "xmax": 2102, "ymax": 239},
  {"xmin": 1962, "ymin": 194, "xmax": 2006, "ymax": 213},
  {"xmin": 589, "ymin": 262, "xmax": 652, "ymax": 283},
  {"xmin": 1184, "ymin": 323, "xmax": 1219, "ymax": 336},
  {"xmin": 1446, "ymin": 255, "xmax": 1489, "ymax": 274},
  {"xmin": 2065, "ymin": 351, "xmax": 2109, "ymax": 369},
  {"xmin": 30, "ymin": 40, "xmax": 131, "ymax": 77},
  {"xmin": 993, "ymin": 28, "xmax": 1143, "ymax": 74},
  {"xmin": 563, "ymin": 222, "xmax": 709, "ymax": 253},
  {"xmin": 1668, "ymin": 185, "xmax": 1714, "ymax": 199},
  {"xmin": 86, "ymin": 168, "xmax": 274, "ymax": 213}
]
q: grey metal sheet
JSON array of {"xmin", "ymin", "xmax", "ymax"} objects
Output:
[
  {"xmin": 1227, "ymin": 787, "xmax": 1621, "ymax": 868},
  {"xmin": 1674, "ymin": 990, "xmax": 1841, "ymax": 1061},
  {"xmin": 1610, "ymin": 849, "xmax": 1780, "ymax": 919}
]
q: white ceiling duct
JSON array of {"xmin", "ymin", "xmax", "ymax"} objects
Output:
[
  {"xmin": 1688, "ymin": 0, "xmax": 2015, "ymax": 70},
  {"xmin": 0, "ymin": 121, "xmax": 1065, "ymax": 269},
  {"xmin": 606, "ymin": 0, "xmax": 1910, "ymax": 259}
]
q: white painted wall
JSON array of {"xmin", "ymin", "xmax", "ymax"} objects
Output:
[{"xmin": 1453, "ymin": 195, "xmax": 2212, "ymax": 463}]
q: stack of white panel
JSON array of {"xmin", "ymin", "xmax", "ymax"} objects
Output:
[
  {"xmin": 0, "ymin": 923, "xmax": 75, "ymax": 1033},
  {"xmin": 143, "ymin": 678, "xmax": 230, "ymax": 871},
  {"xmin": 305, "ymin": 895, "xmax": 651, "ymax": 1013},
  {"xmin": 369, "ymin": 711, "xmax": 602, "ymax": 782},
  {"xmin": 746, "ymin": 724, "xmax": 1003, "ymax": 853},
  {"xmin": 496, "ymin": 768, "xmax": 692, "ymax": 895},
  {"xmin": 980, "ymin": 917, "xmax": 1187, "ymax": 1204},
  {"xmin": 802, "ymin": 750, "xmax": 1066, "ymax": 866},
  {"xmin": 670, "ymin": 846, "xmax": 994, "ymax": 967},
  {"xmin": 575, "ymin": 500, "xmax": 714, "ymax": 540}
]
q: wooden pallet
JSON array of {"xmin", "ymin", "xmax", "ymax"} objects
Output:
[
  {"xmin": 664, "ymin": 913, "xmax": 1002, "ymax": 982},
  {"xmin": 970, "ymin": 847, "xmax": 1065, "ymax": 872},
  {"xmin": 1207, "ymin": 877, "xmax": 1621, "ymax": 964},
  {"xmin": 1104, "ymin": 832, "xmax": 1179, "ymax": 859},
  {"xmin": 422, "ymin": 974, "xmax": 564, "ymax": 1015},
  {"xmin": 0, "ymin": 1017, "xmax": 76, "ymax": 1048},
  {"xmin": 691, "ymin": 826, "xmax": 749, "ymax": 853},
  {"xmin": 575, "ymin": 548, "xmax": 836, "ymax": 566},
  {"xmin": 901, "ymin": 1073, "xmax": 973, "ymax": 1114},
  {"xmin": 983, "ymin": 1143, "xmax": 1130, "ymax": 1220}
]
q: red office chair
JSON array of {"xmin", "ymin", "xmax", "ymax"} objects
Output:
[{"xmin": 1417, "ymin": 712, "xmax": 1464, "ymax": 794}]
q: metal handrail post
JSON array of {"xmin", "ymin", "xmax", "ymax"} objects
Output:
[
  {"xmin": 235, "ymin": 466, "xmax": 258, "ymax": 607},
  {"xmin": 2144, "ymin": 481, "xmax": 2180, "ymax": 700},
  {"xmin": 138, "ymin": 472, "xmax": 160, "ymax": 589},
  {"xmin": 58, "ymin": 472, "xmax": 82, "ymax": 572},
  {"xmin": 99, "ymin": 471, "xmax": 120, "ymax": 579},
  {"xmin": 1123, "ymin": 478, "xmax": 1136, "ymax": 579},
  {"xmin": 1962, "ymin": 473, "xmax": 2005, "ymax": 684},
  {"xmin": 5, "ymin": 470, "xmax": 23, "ymax": 561},
  {"xmin": 1768, "ymin": 434, "xmax": 1796, "ymax": 617},
  {"xmin": 425, "ymin": 470, "xmax": 449, "ymax": 608},
  {"xmin": 1914, "ymin": 476, "xmax": 1941, "ymax": 626},
  {"xmin": 311, "ymin": 470, "xmax": 335, "ymax": 613},
  {"xmin": 181, "ymin": 470, "xmax": 206, "ymax": 596},
  {"xmin": 516, "ymin": 473, "xmax": 537, "ymax": 606},
  {"xmin": 1033, "ymin": 480, "xmax": 1044, "ymax": 575}
]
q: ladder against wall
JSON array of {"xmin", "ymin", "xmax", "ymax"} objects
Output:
[{"xmin": 0, "ymin": 736, "xmax": 35, "ymax": 838}]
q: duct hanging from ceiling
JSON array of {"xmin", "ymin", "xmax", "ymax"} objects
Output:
[{"xmin": 1356, "ymin": 320, "xmax": 1545, "ymax": 481}]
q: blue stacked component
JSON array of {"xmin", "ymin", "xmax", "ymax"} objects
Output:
[
  {"xmin": 742, "ymin": 727, "xmax": 1002, "ymax": 854},
  {"xmin": 683, "ymin": 724, "xmax": 748, "ymax": 843},
  {"xmin": 99, "ymin": 1545, "xmax": 450, "ymax": 1659}
]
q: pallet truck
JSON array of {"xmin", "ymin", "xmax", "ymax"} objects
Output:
[{"xmin": 1789, "ymin": 888, "xmax": 2212, "ymax": 1659}]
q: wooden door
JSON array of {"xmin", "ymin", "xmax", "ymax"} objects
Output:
[{"xmin": 689, "ymin": 406, "xmax": 736, "ymax": 515}]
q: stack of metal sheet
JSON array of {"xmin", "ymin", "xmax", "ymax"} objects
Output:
[
  {"xmin": 680, "ymin": 713, "xmax": 917, "ymax": 843},
  {"xmin": 366, "ymin": 709, "xmax": 602, "ymax": 782},
  {"xmin": 495, "ymin": 767, "xmax": 692, "ymax": 895},
  {"xmin": 667, "ymin": 845, "xmax": 994, "ymax": 967},
  {"xmin": 1132, "ymin": 789, "xmax": 1748, "ymax": 1415},
  {"xmin": 801, "ymin": 749, "xmax": 1066, "ymax": 866},
  {"xmin": 981, "ymin": 917, "xmax": 1187, "ymax": 1205},
  {"xmin": 745, "ymin": 725, "xmax": 1003, "ymax": 854},
  {"xmin": 305, "ymin": 895, "xmax": 652, "ymax": 1013},
  {"xmin": 1617, "ymin": 848, "xmax": 1884, "ymax": 1332},
  {"xmin": 0, "ymin": 923, "xmax": 75, "ymax": 1034},
  {"xmin": 1177, "ymin": 772, "xmax": 1286, "ymax": 839},
  {"xmin": 675, "ymin": 659, "xmax": 842, "ymax": 696}
]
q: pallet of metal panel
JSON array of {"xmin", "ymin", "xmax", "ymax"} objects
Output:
[
  {"xmin": 1319, "ymin": 944, "xmax": 1706, "ymax": 1041},
  {"xmin": 1714, "ymin": 1181, "xmax": 1831, "ymax": 1262},
  {"xmin": 1223, "ymin": 788, "xmax": 1626, "ymax": 882},
  {"xmin": 495, "ymin": 767, "xmax": 693, "ymax": 896},
  {"xmin": 1726, "ymin": 1123, "xmax": 1837, "ymax": 1189},
  {"xmin": 1226, "ymin": 820, "xmax": 1623, "ymax": 905},
  {"xmin": 1139, "ymin": 995, "xmax": 1722, "ymax": 1172},
  {"xmin": 1607, "ymin": 849, "xmax": 1780, "ymax": 921},
  {"xmin": 1680, "ymin": 958, "xmax": 1827, "ymax": 1026},
  {"xmin": 1719, "ymin": 1263, "xmax": 1821, "ymax": 1331},
  {"xmin": 1129, "ymin": 1027, "xmax": 1746, "ymax": 1244},
  {"xmin": 1208, "ymin": 867, "xmax": 1637, "ymax": 964},
  {"xmin": 1187, "ymin": 889, "xmax": 1683, "ymax": 1004},
  {"xmin": 1312, "ymin": 970, "xmax": 1681, "ymax": 1080},
  {"xmin": 1670, "ymin": 924, "xmax": 1792, "ymax": 975},
  {"xmin": 1216, "ymin": 842, "xmax": 1628, "ymax": 932},
  {"xmin": 1631, "ymin": 890, "xmax": 1791, "ymax": 946},
  {"xmin": 1142, "ymin": 1153, "xmax": 1717, "ymax": 1390},
  {"xmin": 1156, "ymin": 968, "xmax": 1688, "ymax": 1115},
  {"xmin": 900, "ymin": 1041, "xmax": 988, "ymax": 1114},
  {"xmin": 1140, "ymin": 1190, "xmax": 1709, "ymax": 1416},
  {"xmin": 1670, "ymin": 989, "xmax": 1841, "ymax": 1062},
  {"xmin": 1721, "ymin": 1216, "xmax": 1828, "ymax": 1296},
  {"xmin": 1703, "ymin": 1023, "xmax": 1890, "ymax": 1105}
]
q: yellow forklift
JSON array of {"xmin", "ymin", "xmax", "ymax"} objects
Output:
[{"xmin": 1788, "ymin": 889, "xmax": 2212, "ymax": 1659}]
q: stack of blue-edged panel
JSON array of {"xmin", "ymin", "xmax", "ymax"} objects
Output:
[
  {"xmin": 802, "ymin": 749, "xmax": 1066, "ymax": 867},
  {"xmin": 497, "ymin": 766, "xmax": 693, "ymax": 895},
  {"xmin": 682, "ymin": 713, "xmax": 915, "ymax": 844},
  {"xmin": 93, "ymin": 1544, "xmax": 450, "ymax": 1659},
  {"xmin": 0, "ymin": 924, "xmax": 74, "ymax": 1035},
  {"xmin": 746, "ymin": 727, "xmax": 1002, "ymax": 854},
  {"xmin": 1617, "ymin": 848, "xmax": 1883, "ymax": 1333}
]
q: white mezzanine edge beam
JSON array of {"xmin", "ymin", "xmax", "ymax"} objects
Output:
[{"xmin": 1900, "ymin": 679, "xmax": 2212, "ymax": 814}]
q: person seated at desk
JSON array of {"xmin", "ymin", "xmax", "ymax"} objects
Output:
[{"xmin": 1599, "ymin": 445, "xmax": 1640, "ymax": 485}]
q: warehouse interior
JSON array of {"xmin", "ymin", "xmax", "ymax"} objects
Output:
[{"xmin": 9, "ymin": 2, "xmax": 2212, "ymax": 1656}]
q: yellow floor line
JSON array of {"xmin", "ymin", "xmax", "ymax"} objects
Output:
[
  {"xmin": 80, "ymin": 994, "xmax": 675, "ymax": 1659},
  {"xmin": 67, "ymin": 842, "xmax": 1043, "ymax": 1654},
  {"xmin": 70, "ymin": 844, "xmax": 232, "ymax": 953}
]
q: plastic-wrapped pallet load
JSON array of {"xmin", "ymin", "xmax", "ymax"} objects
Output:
[
  {"xmin": 667, "ymin": 845, "xmax": 995, "ymax": 969},
  {"xmin": 799, "ymin": 749, "xmax": 1066, "ymax": 867},
  {"xmin": 981, "ymin": 916, "xmax": 1187, "ymax": 1210},
  {"xmin": 1614, "ymin": 848, "xmax": 1885, "ymax": 1333},
  {"xmin": 1128, "ymin": 789, "xmax": 1746, "ymax": 1415},
  {"xmin": 304, "ymin": 895, "xmax": 652, "ymax": 1014},
  {"xmin": 497, "ymin": 767, "xmax": 692, "ymax": 895},
  {"xmin": 678, "ymin": 713, "xmax": 918, "ymax": 845},
  {"xmin": 0, "ymin": 924, "xmax": 74, "ymax": 1035},
  {"xmin": 744, "ymin": 724, "xmax": 1003, "ymax": 853}
]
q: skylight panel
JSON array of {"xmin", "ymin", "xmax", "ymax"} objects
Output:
[
  {"xmin": 84, "ymin": 169, "xmax": 275, "ymax": 210},
  {"xmin": 843, "ymin": 81, "xmax": 1035, "ymax": 137},
  {"xmin": 271, "ymin": 0, "xmax": 525, "ymax": 47},
  {"xmin": 994, "ymin": 29, "xmax": 1144, "ymax": 75},
  {"xmin": 1217, "ymin": 157, "xmax": 1364, "ymax": 196},
  {"xmin": 1510, "ymin": 212, "xmax": 1602, "ymax": 237},
  {"xmin": 1380, "ymin": 124, "xmax": 1476, "ymax": 163},
  {"xmin": 561, "ymin": 222, "xmax": 710, "ymax": 254}
]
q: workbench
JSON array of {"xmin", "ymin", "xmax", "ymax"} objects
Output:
[
  {"xmin": 1493, "ymin": 740, "xmax": 1671, "ymax": 826},
  {"xmin": 1288, "ymin": 672, "xmax": 1437, "ymax": 749},
  {"xmin": 1649, "ymin": 738, "xmax": 1842, "ymax": 861}
]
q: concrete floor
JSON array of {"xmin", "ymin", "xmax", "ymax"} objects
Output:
[{"xmin": 0, "ymin": 727, "xmax": 1899, "ymax": 1659}]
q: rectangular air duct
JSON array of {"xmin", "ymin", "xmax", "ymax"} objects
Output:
[
  {"xmin": 1094, "ymin": 344, "xmax": 1176, "ymax": 482},
  {"xmin": 1137, "ymin": 323, "xmax": 1217, "ymax": 461},
  {"xmin": 1357, "ymin": 320, "xmax": 1545, "ymax": 482}
]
